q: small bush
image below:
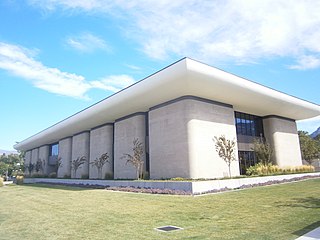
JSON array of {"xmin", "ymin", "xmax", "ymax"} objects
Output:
[
  {"xmin": 48, "ymin": 172, "xmax": 57, "ymax": 178},
  {"xmin": 142, "ymin": 171, "xmax": 150, "ymax": 180},
  {"xmin": 81, "ymin": 174, "xmax": 89, "ymax": 179},
  {"xmin": 31, "ymin": 173, "xmax": 47, "ymax": 178},
  {"xmin": 169, "ymin": 177, "xmax": 187, "ymax": 181},
  {"xmin": 0, "ymin": 177, "xmax": 3, "ymax": 187},
  {"xmin": 246, "ymin": 163, "xmax": 315, "ymax": 176},
  {"xmin": 63, "ymin": 174, "xmax": 71, "ymax": 179},
  {"xmin": 104, "ymin": 172, "xmax": 114, "ymax": 180},
  {"xmin": 16, "ymin": 175, "xmax": 24, "ymax": 185}
]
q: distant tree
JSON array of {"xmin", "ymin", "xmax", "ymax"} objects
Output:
[
  {"xmin": 299, "ymin": 131, "xmax": 320, "ymax": 165},
  {"xmin": 0, "ymin": 162, "xmax": 9, "ymax": 177},
  {"xmin": 0, "ymin": 153, "xmax": 24, "ymax": 177},
  {"xmin": 252, "ymin": 137, "xmax": 273, "ymax": 166},
  {"xmin": 121, "ymin": 139, "xmax": 144, "ymax": 180},
  {"xmin": 90, "ymin": 153, "xmax": 110, "ymax": 179},
  {"xmin": 70, "ymin": 156, "xmax": 86, "ymax": 178},
  {"xmin": 214, "ymin": 135, "xmax": 237, "ymax": 178}
]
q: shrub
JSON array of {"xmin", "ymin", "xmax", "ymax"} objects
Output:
[
  {"xmin": 0, "ymin": 177, "xmax": 3, "ymax": 187},
  {"xmin": 31, "ymin": 173, "xmax": 47, "ymax": 178},
  {"xmin": 170, "ymin": 177, "xmax": 187, "ymax": 181},
  {"xmin": 63, "ymin": 174, "xmax": 71, "ymax": 179},
  {"xmin": 104, "ymin": 172, "xmax": 114, "ymax": 180},
  {"xmin": 81, "ymin": 174, "xmax": 89, "ymax": 179},
  {"xmin": 143, "ymin": 171, "xmax": 150, "ymax": 180},
  {"xmin": 246, "ymin": 164, "xmax": 315, "ymax": 176},
  {"xmin": 16, "ymin": 175, "xmax": 24, "ymax": 185},
  {"xmin": 48, "ymin": 172, "xmax": 57, "ymax": 178}
]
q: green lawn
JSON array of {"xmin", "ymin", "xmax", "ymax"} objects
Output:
[{"xmin": 0, "ymin": 179, "xmax": 319, "ymax": 240}]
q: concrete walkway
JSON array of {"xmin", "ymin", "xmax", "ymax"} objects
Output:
[{"xmin": 296, "ymin": 227, "xmax": 320, "ymax": 240}]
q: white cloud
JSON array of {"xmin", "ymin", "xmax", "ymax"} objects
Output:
[
  {"xmin": 297, "ymin": 115, "xmax": 320, "ymax": 134},
  {"xmin": 91, "ymin": 75, "xmax": 136, "ymax": 92},
  {"xmin": 28, "ymin": 0, "xmax": 320, "ymax": 68},
  {"xmin": 0, "ymin": 42, "xmax": 135, "ymax": 99},
  {"xmin": 289, "ymin": 55, "xmax": 320, "ymax": 70},
  {"xmin": 66, "ymin": 32, "xmax": 111, "ymax": 53}
]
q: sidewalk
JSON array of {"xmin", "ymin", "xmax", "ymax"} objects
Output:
[{"xmin": 296, "ymin": 227, "xmax": 320, "ymax": 240}]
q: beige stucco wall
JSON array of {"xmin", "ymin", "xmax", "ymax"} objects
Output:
[
  {"xmin": 58, "ymin": 137, "xmax": 72, "ymax": 178},
  {"xmin": 149, "ymin": 97, "xmax": 239, "ymax": 179},
  {"xmin": 263, "ymin": 117, "xmax": 302, "ymax": 167},
  {"xmin": 24, "ymin": 150, "xmax": 32, "ymax": 175},
  {"xmin": 71, "ymin": 132, "xmax": 90, "ymax": 178},
  {"xmin": 114, "ymin": 114, "xmax": 146, "ymax": 179},
  {"xmin": 89, "ymin": 124, "xmax": 114, "ymax": 179},
  {"xmin": 39, "ymin": 145, "xmax": 49, "ymax": 175}
]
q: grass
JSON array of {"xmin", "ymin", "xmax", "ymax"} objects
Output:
[{"xmin": 0, "ymin": 179, "xmax": 319, "ymax": 240}]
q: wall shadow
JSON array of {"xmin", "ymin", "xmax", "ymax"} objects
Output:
[
  {"xmin": 292, "ymin": 220, "xmax": 320, "ymax": 237},
  {"xmin": 21, "ymin": 183, "xmax": 103, "ymax": 191},
  {"xmin": 277, "ymin": 197, "xmax": 320, "ymax": 209}
]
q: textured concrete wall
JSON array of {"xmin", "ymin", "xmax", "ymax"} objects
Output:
[
  {"xmin": 71, "ymin": 132, "xmax": 90, "ymax": 178},
  {"xmin": 263, "ymin": 117, "xmax": 302, "ymax": 167},
  {"xmin": 24, "ymin": 150, "xmax": 32, "ymax": 175},
  {"xmin": 114, "ymin": 114, "xmax": 146, "ymax": 179},
  {"xmin": 39, "ymin": 145, "xmax": 49, "ymax": 175},
  {"xmin": 58, "ymin": 137, "xmax": 72, "ymax": 178},
  {"xmin": 89, "ymin": 124, "xmax": 114, "ymax": 179},
  {"xmin": 149, "ymin": 97, "xmax": 239, "ymax": 179}
]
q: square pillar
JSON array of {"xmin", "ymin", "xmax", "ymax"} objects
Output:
[
  {"xmin": 24, "ymin": 150, "xmax": 32, "ymax": 176},
  {"xmin": 263, "ymin": 116, "xmax": 302, "ymax": 167},
  {"xmin": 71, "ymin": 132, "xmax": 90, "ymax": 178},
  {"xmin": 89, "ymin": 124, "xmax": 114, "ymax": 179},
  {"xmin": 39, "ymin": 145, "xmax": 49, "ymax": 175},
  {"xmin": 114, "ymin": 113, "xmax": 147, "ymax": 179},
  {"xmin": 149, "ymin": 97, "xmax": 239, "ymax": 179},
  {"xmin": 58, "ymin": 137, "xmax": 72, "ymax": 178}
]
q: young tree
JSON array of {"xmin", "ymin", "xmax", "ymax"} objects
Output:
[
  {"xmin": 299, "ymin": 131, "xmax": 320, "ymax": 165},
  {"xmin": 252, "ymin": 137, "xmax": 273, "ymax": 166},
  {"xmin": 55, "ymin": 157, "xmax": 62, "ymax": 175},
  {"xmin": 27, "ymin": 163, "xmax": 34, "ymax": 176},
  {"xmin": 90, "ymin": 153, "xmax": 110, "ymax": 179},
  {"xmin": 70, "ymin": 156, "xmax": 86, "ymax": 178},
  {"xmin": 35, "ymin": 159, "xmax": 43, "ymax": 173},
  {"xmin": 214, "ymin": 135, "xmax": 237, "ymax": 178},
  {"xmin": 121, "ymin": 138, "xmax": 144, "ymax": 180}
]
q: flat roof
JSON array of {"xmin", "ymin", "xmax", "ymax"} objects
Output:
[{"xmin": 14, "ymin": 58, "xmax": 320, "ymax": 151}]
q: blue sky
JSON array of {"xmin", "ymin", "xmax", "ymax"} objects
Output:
[{"xmin": 0, "ymin": 0, "xmax": 320, "ymax": 151}]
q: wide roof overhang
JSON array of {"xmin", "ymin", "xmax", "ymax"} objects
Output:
[{"xmin": 14, "ymin": 58, "xmax": 320, "ymax": 151}]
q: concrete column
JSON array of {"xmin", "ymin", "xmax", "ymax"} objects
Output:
[
  {"xmin": 263, "ymin": 116, "xmax": 302, "ymax": 167},
  {"xmin": 89, "ymin": 124, "xmax": 114, "ymax": 179},
  {"xmin": 31, "ymin": 148, "xmax": 39, "ymax": 176},
  {"xmin": 39, "ymin": 145, "xmax": 49, "ymax": 175},
  {"xmin": 24, "ymin": 150, "xmax": 32, "ymax": 176},
  {"xmin": 71, "ymin": 132, "xmax": 90, "ymax": 179},
  {"xmin": 58, "ymin": 137, "xmax": 72, "ymax": 178},
  {"xmin": 149, "ymin": 97, "xmax": 239, "ymax": 179},
  {"xmin": 114, "ymin": 113, "xmax": 146, "ymax": 179}
]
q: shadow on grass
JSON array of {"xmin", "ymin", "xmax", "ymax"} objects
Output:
[
  {"xmin": 277, "ymin": 197, "xmax": 320, "ymax": 209},
  {"xmin": 21, "ymin": 183, "xmax": 98, "ymax": 191},
  {"xmin": 292, "ymin": 220, "xmax": 320, "ymax": 237}
]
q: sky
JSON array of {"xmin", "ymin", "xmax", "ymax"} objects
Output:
[{"xmin": 0, "ymin": 0, "xmax": 320, "ymax": 151}]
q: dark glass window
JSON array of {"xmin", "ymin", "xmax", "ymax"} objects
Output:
[
  {"xmin": 238, "ymin": 151, "xmax": 258, "ymax": 175},
  {"xmin": 49, "ymin": 143, "xmax": 59, "ymax": 156},
  {"xmin": 235, "ymin": 112, "xmax": 264, "ymax": 137}
]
